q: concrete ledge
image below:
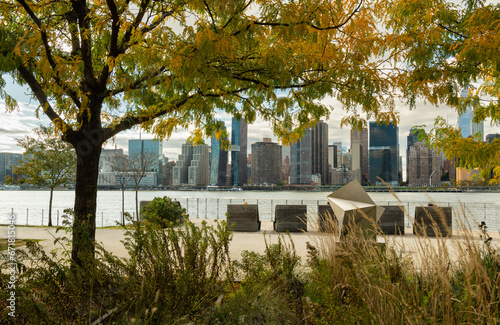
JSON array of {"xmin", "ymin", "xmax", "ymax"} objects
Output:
[
  {"xmin": 317, "ymin": 205, "xmax": 338, "ymax": 233},
  {"xmin": 413, "ymin": 205, "xmax": 452, "ymax": 237},
  {"xmin": 274, "ymin": 205, "xmax": 307, "ymax": 232},
  {"xmin": 378, "ymin": 205, "xmax": 405, "ymax": 235},
  {"xmin": 226, "ymin": 204, "xmax": 260, "ymax": 232}
]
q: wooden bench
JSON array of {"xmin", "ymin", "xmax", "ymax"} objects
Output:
[
  {"xmin": 226, "ymin": 204, "xmax": 261, "ymax": 232},
  {"xmin": 413, "ymin": 205, "xmax": 452, "ymax": 237},
  {"xmin": 273, "ymin": 205, "xmax": 307, "ymax": 232},
  {"xmin": 378, "ymin": 205, "xmax": 405, "ymax": 235}
]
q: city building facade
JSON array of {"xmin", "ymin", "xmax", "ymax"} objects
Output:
[
  {"xmin": 350, "ymin": 127, "xmax": 369, "ymax": 184},
  {"xmin": 172, "ymin": 143, "xmax": 193, "ymax": 185},
  {"xmin": 251, "ymin": 140, "xmax": 282, "ymax": 185},
  {"xmin": 369, "ymin": 121, "xmax": 399, "ymax": 186},
  {"xmin": 188, "ymin": 144, "xmax": 210, "ymax": 186},
  {"xmin": 290, "ymin": 121, "xmax": 328, "ymax": 185},
  {"xmin": 0, "ymin": 152, "xmax": 22, "ymax": 184},
  {"xmin": 209, "ymin": 127, "xmax": 228, "ymax": 186},
  {"xmin": 231, "ymin": 117, "xmax": 248, "ymax": 186},
  {"xmin": 407, "ymin": 141, "xmax": 442, "ymax": 186}
]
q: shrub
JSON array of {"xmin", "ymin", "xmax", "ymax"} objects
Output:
[{"xmin": 141, "ymin": 196, "xmax": 187, "ymax": 227}]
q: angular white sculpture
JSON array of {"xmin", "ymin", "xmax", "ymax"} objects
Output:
[{"xmin": 327, "ymin": 180, "xmax": 385, "ymax": 241}]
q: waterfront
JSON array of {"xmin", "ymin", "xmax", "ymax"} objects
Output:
[{"xmin": 1, "ymin": 190, "xmax": 499, "ymax": 230}]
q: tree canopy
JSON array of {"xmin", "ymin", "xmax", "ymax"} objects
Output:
[
  {"xmin": 0, "ymin": 0, "xmax": 395, "ymax": 144},
  {"xmin": 386, "ymin": 0, "xmax": 500, "ymax": 182}
]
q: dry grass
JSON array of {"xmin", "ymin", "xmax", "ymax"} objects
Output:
[{"xmin": 305, "ymin": 196, "xmax": 500, "ymax": 324}]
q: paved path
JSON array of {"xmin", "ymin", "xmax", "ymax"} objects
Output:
[{"xmin": 2, "ymin": 220, "xmax": 499, "ymax": 268}]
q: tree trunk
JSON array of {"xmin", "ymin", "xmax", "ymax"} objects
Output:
[
  {"xmin": 71, "ymin": 143, "xmax": 102, "ymax": 266},
  {"xmin": 48, "ymin": 187, "xmax": 54, "ymax": 227},
  {"xmin": 135, "ymin": 185, "xmax": 139, "ymax": 221}
]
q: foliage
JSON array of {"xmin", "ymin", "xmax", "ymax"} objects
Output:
[
  {"xmin": 204, "ymin": 234, "xmax": 303, "ymax": 324},
  {"xmin": 11, "ymin": 125, "xmax": 76, "ymax": 226},
  {"xmin": 385, "ymin": 0, "xmax": 500, "ymax": 183},
  {"xmin": 0, "ymin": 217, "xmax": 233, "ymax": 324},
  {"xmin": 141, "ymin": 196, "xmax": 187, "ymax": 228},
  {"xmin": 12, "ymin": 125, "xmax": 76, "ymax": 188}
]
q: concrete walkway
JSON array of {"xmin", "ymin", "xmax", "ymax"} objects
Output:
[{"xmin": 2, "ymin": 220, "xmax": 499, "ymax": 267}]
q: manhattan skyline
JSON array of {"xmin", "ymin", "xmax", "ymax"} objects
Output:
[{"xmin": 1, "ymin": 75, "xmax": 499, "ymax": 178}]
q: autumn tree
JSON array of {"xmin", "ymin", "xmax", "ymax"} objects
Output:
[
  {"xmin": 14, "ymin": 126, "xmax": 76, "ymax": 227},
  {"xmin": 385, "ymin": 0, "xmax": 500, "ymax": 183},
  {"xmin": 0, "ymin": 0, "xmax": 396, "ymax": 265}
]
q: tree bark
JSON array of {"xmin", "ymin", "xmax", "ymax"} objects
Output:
[
  {"xmin": 71, "ymin": 141, "xmax": 102, "ymax": 266},
  {"xmin": 48, "ymin": 187, "xmax": 54, "ymax": 227}
]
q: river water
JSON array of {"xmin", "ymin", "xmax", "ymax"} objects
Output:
[{"xmin": 1, "ymin": 190, "xmax": 499, "ymax": 230}]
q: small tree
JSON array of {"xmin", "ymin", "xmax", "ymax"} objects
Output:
[
  {"xmin": 14, "ymin": 126, "xmax": 76, "ymax": 226},
  {"xmin": 128, "ymin": 151, "xmax": 160, "ymax": 220}
]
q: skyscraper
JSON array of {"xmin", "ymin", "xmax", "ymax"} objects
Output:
[
  {"xmin": 251, "ymin": 139, "xmax": 282, "ymax": 185},
  {"xmin": 290, "ymin": 128, "xmax": 312, "ymax": 184},
  {"xmin": 0, "ymin": 153, "xmax": 22, "ymax": 184},
  {"xmin": 188, "ymin": 144, "xmax": 209, "ymax": 186},
  {"xmin": 407, "ymin": 141, "xmax": 442, "ymax": 186},
  {"xmin": 290, "ymin": 121, "xmax": 329, "ymax": 185},
  {"xmin": 458, "ymin": 87, "xmax": 484, "ymax": 140},
  {"xmin": 231, "ymin": 117, "xmax": 248, "ymax": 186},
  {"xmin": 209, "ymin": 126, "xmax": 228, "ymax": 186},
  {"xmin": 350, "ymin": 127, "xmax": 369, "ymax": 184},
  {"xmin": 312, "ymin": 120, "xmax": 329, "ymax": 185},
  {"xmin": 172, "ymin": 143, "xmax": 193, "ymax": 185},
  {"xmin": 128, "ymin": 139, "xmax": 162, "ymax": 183},
  {"xmin": 369, "ymin": 121, "xmax": 399, "ymax": 186}
]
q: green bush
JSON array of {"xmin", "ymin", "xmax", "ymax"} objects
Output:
[{"xmin": 141, "ymin": 196, "xmax": 187, "ymax": 227}]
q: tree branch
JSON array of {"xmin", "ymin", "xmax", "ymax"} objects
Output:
[{"xmin": 17, "ymin": 64, "xmax": 69, "ymax": 129}]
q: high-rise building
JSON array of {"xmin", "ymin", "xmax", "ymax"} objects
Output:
[
  {"xmin": 458, "ymin": 87, "xmax": 484, "ymax": 140},
  {"xmin": 290, "ymin": 121, "xmax": 329, "ymax": 185},
  {"xmin": 172, "ymin": 144, "xmax": 193, "ymax": 185},
  {"xmin": 486, "ymin": 133, "xmax": 500, "ymax": 143},
  {"xmin": 312, "ymin": 121, "xmax": 329, "ymax": 185},
  {"xmin": 0, "ymin": 152, "xmax": 22, "ymax": 184},
  {"xmin": 351, "ymin": 142, "xmax": 362, "ymax": 171},
  {"xmin": 407, "ymin": 141, "xmax": 442, "ymax": 186},
  {"xmin": 350, "ymin": 128, "xmax": 369, "ymax": 184},
  {"xmin": 332, "ymin": 141, "xmax": 343, "ymax": 168},
  {"xmin": 188, "ymin": 144, "xmax": 209, "ymax": 186},
  {"xmin": 251, "ymin": 140, "xmax": 282, "ymax": 185},
  {"xmin": 128, "ymin": 139, "xmax": 163, "ymax": 183},
  {"xmin": 282, "ymin": 155, "xmax": 291, "ymax": 183},
  {"xmin": 231, "ymin": 117, "xmax": 248, "ymax": 186},
  {"xmin": 99, "ymin": 148, "xmax": 124, "ymax": 172},
  {"xmin": 209, "ymin": 127, "xmax": 228, "ymax": 186},
  {"xmin": 369, "ymin": 121, "xmax": 399, "ymax": 186},
  {"xmin": 161, "ymin": 161, "xmax": 176, "ymax": 186},
  {"xmin": 290, "ymin": 128, "xmax": 312, "ymax": 184}
]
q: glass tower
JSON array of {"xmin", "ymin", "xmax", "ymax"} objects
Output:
[
  {"xmin": 209, "ymin": 126, "xmax": 228, "ymax": 186},
  {"xmin": 231, "ymin": 117, "xmax": 248, "ymax": 186},
  {"xmin": 369, "ymin": 121, "xmax": 399, "ymax": 186}
]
